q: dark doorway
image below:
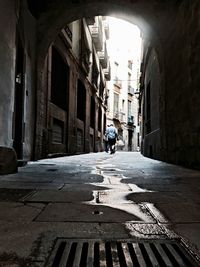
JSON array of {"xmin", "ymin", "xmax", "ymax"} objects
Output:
[
  {"xmin": 98, "ymin": 106, "xmax": 102, "ymax": 132},
  {"xmin": 128, "ymin": 129, "xmax": 133, "ymax": 151},
  {"xmin": 49, "ymin": 47, "xmax": 69, "ymax": 154},
  {"xmin": 146, "ymin": 81, "xmax": 151, "ymax": 134},
  {"xmin": 90, "ymin": 96, "xmax": 95, "ymax": 129},
  {"xmin": 77, "ymin": 80, "xmax": 86, "ymax": 122},
  {"xmin": 90, "ymin": 96, "xmax": 96, "ymax": 152},
  {"xmin": 13, "ymin": 34, "xmax": 25, "ymax": 159},
  {"xmin": 76, "ymin": 80, "xmax": 86, "ymax": 152},
  {"xmin": 51, "ymin": 47, "xmax": 69, "ymax": 111}
]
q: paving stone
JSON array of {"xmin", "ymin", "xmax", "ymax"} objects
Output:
[
  {"xmin": 0, "ymin": 146, "xmax": 18, "ymax": 175},
  {"xmin": 0, "ymin": 152, "xmax": 199, "ymax": 262},
  {"xmin": 99, "ymin": 190, "xmax": 133, "ymax": 204},
  {"xmin": 0, "ymin": 182, "xmax": 63, "ymax": 190},
  {"xmin": 125, "ymin": 222, "xmax": 167, "ymax": 238},
  {"xmin": 0, "ymin": 189, "xmax": 33, "ymax": 201},
  {"xmin": 61, "ymin": 183, "xmax": 109, "ymax": 191},
  {"xmin": 154, "ymin": 203, "xmax": 200, "ymax": 223},
  {"xmin": 126, "ymin": 191, "xmax": 188, "ymax": 204},
  {"xmin": 173, "ymin": 224, "xmax": 200, "ymax": 253},
  {"xmin": 0, "ymin": 202, "xmax": 45, "ymax": 222},
  {"xmin": 0, "ymin": 175, "xmax": 54, "ymax": 183},
  {"xmin": 25, "ymin": 190, "xmax": 94, "ymax": 203},
  {"xmin": 35, "ymin": 203, "xmax": 155, "ymax": 223}
]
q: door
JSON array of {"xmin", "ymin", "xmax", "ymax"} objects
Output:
[{"xmin": 13, "ymin": 34, "xmax": 24, "ymax": 159}]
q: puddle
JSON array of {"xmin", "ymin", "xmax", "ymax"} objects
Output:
[
  {"xmin": 128, "ymin": 184, "xmax": 153, "ymax": 193},
  {"xmin": 99, "ymin": 191, "xmax": 132, "ymax": 204},
  {"xmin": 86, "ymin": 190, "xmax": 155, "ymax": 223}
]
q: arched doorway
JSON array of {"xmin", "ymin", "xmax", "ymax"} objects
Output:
[{"xmin": 47, "ymin": 46, "xmax": 70, "ymax": 156}]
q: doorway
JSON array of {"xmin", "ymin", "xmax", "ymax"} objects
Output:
[
  {"xmin": 76, "ymin": 80, "xmax": 86, "ymax": 152},
  {"xmin": 49, "ymin": 47, "xmax": 69, "ymax": 154},
  {"xmin": 13, "ymin": 33, "xmax": 25, "ymax": 159}
]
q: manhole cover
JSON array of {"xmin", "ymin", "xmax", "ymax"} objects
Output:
[{"xmin": 45, "ymin": 239, "xmax": 199, "ymax": 267}]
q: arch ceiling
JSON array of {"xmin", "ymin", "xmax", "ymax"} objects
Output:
[{"xmin": 28, "ymin": 0, "xmax": 182, "ymax": 60}]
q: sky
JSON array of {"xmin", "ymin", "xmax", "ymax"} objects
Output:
[{"xmin": 107, "ymin": 17, "xmax": 142, "ymax": 60}]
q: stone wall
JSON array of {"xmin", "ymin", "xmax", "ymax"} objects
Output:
[
  {"xmin": 20, "ymin": 2, "xmax": 37, "ymax": 160},
  {"xmin": 163, "ymin": 0, "xmax": 200, "ymax": 168},
  {"xmin": 1, "ymin": 0, "xmax": 199, "ymax": 168},
  {"xmin": 0, "ymin": 0, "xmax": 16, "ymax": 147},
  {"xmin": 0, "ymin": 0, "xmax": 36, "ymax": 160},
  {"xmin": 142, "ymin": 48, "xmax": 162, "ymax": 159}
]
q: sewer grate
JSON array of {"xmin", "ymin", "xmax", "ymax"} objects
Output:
[{"xmin": 45, "ymin": 239, "xmax": 199, "ymax": 267}]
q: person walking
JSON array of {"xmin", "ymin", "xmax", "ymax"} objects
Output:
[
  {"xmin": 105, "ymin": 124, "xmax": 118, "ymax": 154},
  {"xmin": 104, "ymin": 125, "xmax": 110, "ymax": 153}
]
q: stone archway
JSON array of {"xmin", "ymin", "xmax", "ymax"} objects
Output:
[
  {"xmin": 36, "ymin": 0, "xmax": 174, "ymax": 62},
  {"xmin": 34, "ymin": 0, "xmax": 168, "ymax": 157},
  {"xmin": 33, "ymin": 0, "xmax": 200, "ymax": 168}
]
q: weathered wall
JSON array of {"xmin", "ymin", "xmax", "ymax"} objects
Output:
[
  {"xmin": 34, "ymin": 0, "xmax": 163, "ymax": 159},
  {"xmin": 0, "ymin": 0, "xmax": 16, "ymax": 147},
  {"xmin": 0, "ymin": 0, "xmax": 36, "ymax": 160},
  {"xmin": 163, "ymin": 1, "xmax": 200, "ymax": 168},
  {"xmin": 142, "ymin": 48, "xmax": 161, "ymax": 159},
  {"xmin": 0, "ymin": 0, "xmax": 199, "ymax": 167},
  {"xmin": 21, "ymin": 1, "xmax": 36, "ymax": 160}
]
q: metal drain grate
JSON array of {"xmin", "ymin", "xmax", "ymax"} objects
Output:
[{"xmin": 46, "ymin": 239, "xmax": 199, "ymax": 267}]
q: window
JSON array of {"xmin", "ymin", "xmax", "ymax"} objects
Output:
[
  {"xmin": 114, "ymin": 61, "xmax": 119, "ymax": 80},
  {"xmin": 90, "ymin": 96, "xmax": 95, "ymax": 128},
  {"xmin": 128, "ymin": 100, "xmax": 131, "ymax": 118},
  {"xmin": 113, "ymin": 93, "xmax": 119, "ymax": 115},
  {"xmin": 77, "ymin": 80, "xmax": 86, "ymax": 122},
  {"xmin": 122, "ymin": 99, "xmax": 125, "ymax": 112},
  {"xmin": 128, "ymin": 60, "xmax": 133, "ymax": 70},
  {"xmin": 128, "ymin": 72, "xmax": 131, "ymax": 91},
  {"xmin": 98, "ymin": 106, "xmax": 102, "ymax": 132},
  {"xmin": 51, "ymin": 47, "xmax": 69, "ymax": 111}
]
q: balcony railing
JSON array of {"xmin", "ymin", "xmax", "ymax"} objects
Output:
[
  {"xmin": 128, "ymin": 115, "xmax": 134, "ymax": 125},
  {"xmin": 128, "ymin": 85, "xmax": 134, "ymax": 95},
  {"xmin": 64, "ymin": 26, "xmax": 72, "ymax": 41},
  {"xmin": 60, "ymin": 26, "xmax": 72, "ymax": 48},
  {"xmin": 86, "ymin": 17, "xmax": 95, "ymax": 25},
  {"xmin": 103, "ymin": 19, "xmax": 110, "ymax": 39},
  {"xmin": 98, "ymin": 44, "xmax": 108, "ymax": 69},
  {"xmin": 104, "ymin": 63, "xmax": 111, "ymax": 81},
  {"xmin": 119, "ymin": 112, "xmax": 125, "ymax": 122},
  {"xmin": 113, "ymin": 112, "xmax": 120, "ymax": 120},
  {"xmin": 90, "ymin": 26, "xmax": 103, "ymax": 51},
  {"xmin": 114, "ymin": 78, "xmax": 122, "ymax": 88}
]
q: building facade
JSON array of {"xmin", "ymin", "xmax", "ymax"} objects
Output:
[
  {"xmin": 106, "ymin": 32, "xmax": 141, "ymax": 151},
  {"xmin": 36, "ymin": 17, "xmax": 110, "ymax": 158},
  {"xmin": 0, "ymin": 1, "xmax": 110, "ymax": 164}
]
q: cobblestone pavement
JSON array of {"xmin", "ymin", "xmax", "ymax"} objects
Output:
[{"xmin": 0, "ymin": 152, "xmax": 199, "ymax": 266}]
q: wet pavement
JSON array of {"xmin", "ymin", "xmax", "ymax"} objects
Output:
[{"xmin": 0, "ymin": 152, "xmax": 199, "ymax": 266}]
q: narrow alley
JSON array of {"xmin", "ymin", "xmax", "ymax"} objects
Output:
[{"xmin": 0, "ymin": 152, "xmax": 199, "ymax": 266}]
